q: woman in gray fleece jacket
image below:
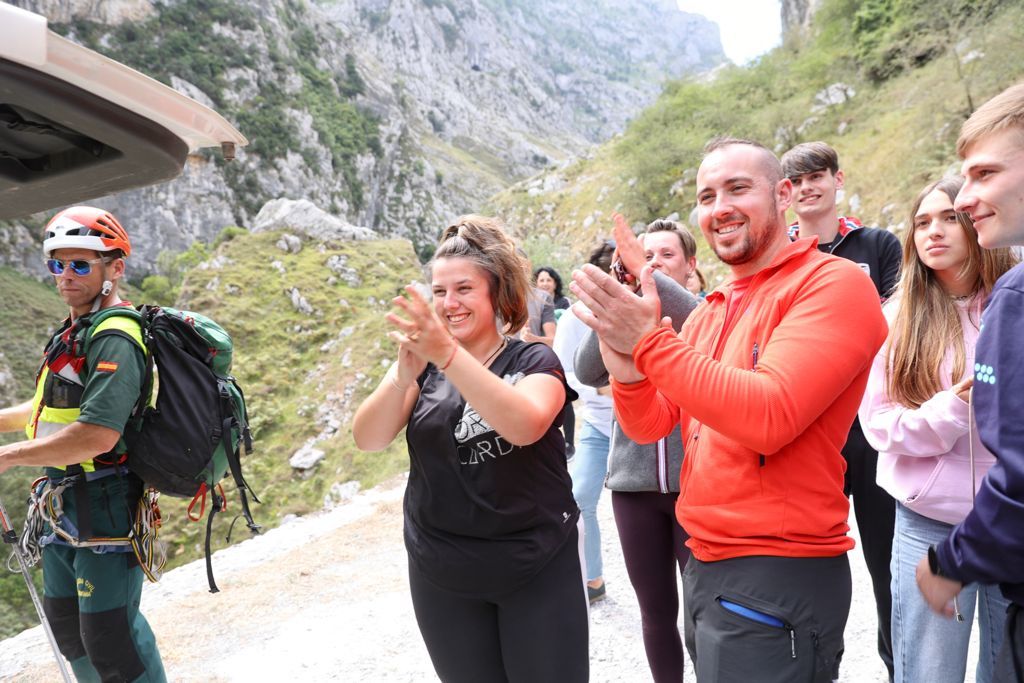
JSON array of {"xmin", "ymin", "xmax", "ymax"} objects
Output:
[{"xmin": 574, "ymin": 218, "xmax": 699, "ymax": 682}]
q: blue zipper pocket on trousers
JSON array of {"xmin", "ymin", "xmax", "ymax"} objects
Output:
[
  {"xmin": 717, "ymin": 596, "xmax": 797, "ymax": 659},
  {"xmin": 718, "ymin": 598, "xmax": 785, "ymax": 627}
]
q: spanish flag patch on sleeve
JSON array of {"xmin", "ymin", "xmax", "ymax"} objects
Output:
[{"xmin": 96, "ymin": 361, "xmax": 119, "ymax": 373}]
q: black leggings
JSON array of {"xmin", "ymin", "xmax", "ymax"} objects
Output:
[
  {"xmin": 408, "ymin": 526, "xmax": 589, "ymax": 683},
  {"xmin": 612, "ymin": 490, "xmax": 691, "ymax": 683}
]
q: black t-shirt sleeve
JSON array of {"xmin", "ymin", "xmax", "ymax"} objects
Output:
[
  {"xmin": 511, "ymin": 342, "xmax": 578, "ymax": 402},
  {"xmin": 540, "ymin": 299, "xmax": 556, "ymax": 327},
  {"xmin": 878, "ymin": 229, "xmax": 902, "ymax": 300}
]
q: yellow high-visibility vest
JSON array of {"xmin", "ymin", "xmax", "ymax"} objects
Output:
[{"xmin": 26, "ymin": 314, "xmax": 145, "ymax": 473}]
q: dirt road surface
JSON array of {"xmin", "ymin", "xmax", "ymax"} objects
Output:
[{"xmin": 0, "ymin": 473, "xmax": 979, "ymax": 681}]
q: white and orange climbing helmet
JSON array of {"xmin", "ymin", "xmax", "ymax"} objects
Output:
[{"xmin": 43, "ymin": 206, "xmax": 132, "ymax": 258}]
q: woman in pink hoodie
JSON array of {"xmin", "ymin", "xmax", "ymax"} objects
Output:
[{"xmin": 860, "ymin": 176, "xmax": 1018, "ymax": 683}]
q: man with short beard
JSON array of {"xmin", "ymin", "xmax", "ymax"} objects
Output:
[{"xmin": 571, "ymin": 137, "xmax": 888, "ymax": 682}]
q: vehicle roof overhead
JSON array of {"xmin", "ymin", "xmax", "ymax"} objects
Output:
[{"xmin": 0, "ymin": 3, "xmax": 246, "ymax": 220}]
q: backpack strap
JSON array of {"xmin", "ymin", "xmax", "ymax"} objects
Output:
[
  {"xmin": 77, "ymin": 306, "xmax": 145, "ymax": 359},
  {"xmin": 199, "ymin": 381, "xmax": 261, "ymax": 594},
  {"xmin": 221, "ymin": 380, "xmax": 260, "ymax": 511},
  {"xmin": 76, "ymin": 306, "xmax": 154, "ymax": 424}
]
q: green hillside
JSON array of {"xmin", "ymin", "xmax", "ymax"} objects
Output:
[
  {"xmin": 0, "ymin": 268, "xmax": 67, "ymax": 637},
  {"xmin": 0, "ymin": 268, "xmax": 67, "ymax": 402},
  {"xmin": 156, "ymin": 230, "xmax": 422, "ymax": 560},
  {"xmin": 493, "ymin": 0, "xmax": 1024, "ymax": 288},
  {"xmin": 0, "ymin": 233, "xmax": 421, "ymax": 637}
]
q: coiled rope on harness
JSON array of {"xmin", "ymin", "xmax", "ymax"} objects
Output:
[
  {"xmin": 132, "ymin": 488, "xmax": 167, "ymax": 583},
  {"xmin": 18, "ymin": 474, "xmax": 167, "ymax": 582}
]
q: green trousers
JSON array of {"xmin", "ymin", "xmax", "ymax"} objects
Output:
[{"xmin": 41, "ymin": 472, "xmax": 166, "ymax": 683}]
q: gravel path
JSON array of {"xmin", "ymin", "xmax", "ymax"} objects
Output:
[{"xmin": 0, "ymin": 473, "xmax": 977, "ymax": 682}]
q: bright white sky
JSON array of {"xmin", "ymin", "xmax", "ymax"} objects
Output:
[{"xmin": 676, "ymin": 0, "xmax": 782, "ymax": 65}]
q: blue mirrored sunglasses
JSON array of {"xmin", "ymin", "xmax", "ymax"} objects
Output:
[{"xmin": 45, "ymin": 258, "xmax": 110, "ymax": 276}]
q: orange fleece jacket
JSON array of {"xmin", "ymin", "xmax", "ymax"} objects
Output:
[{"xmin": 613, "ymin": 239, "xmax": 887, "ymax": 561}]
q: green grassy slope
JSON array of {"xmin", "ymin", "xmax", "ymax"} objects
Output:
[
  {"xmin": 153, "ymin": 231, "xmax": 423, "ymax": 563},
  {"xmin": 0, "ymin": 268, "xmax": 67, "ymax": 401},
  {"xmin": 0, "ymin": 268, "xmax": 67, "ymax": 637},
  {"xmin": 0, "ymin": 234, "xmax": 422, "ymax": 635},
  {"xmin": 491, "ymin": 0, "xmax": 1024, "ymax": 288}
]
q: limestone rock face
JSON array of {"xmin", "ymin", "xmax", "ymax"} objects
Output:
[
  {"xmin": 3, "ymin": 0, "xmax": 725, "ymax": 278},
  {"xmin": 17, "ymin": 0, "xmax": 154, "ymax": 24},
  {"xmin": 81, "ymin": 156, "xmax": 242, "ymax": 270},
  {"xmin": 781, "ymin": 0, "xmax": 822, "ymax": 35},
  {"xmin": 252, "ymin": 199, "xmax": 378, "ymax": 242},
  {"xmin": 0, "ymin": 222, "xmax": 44, "ymax": 280}
]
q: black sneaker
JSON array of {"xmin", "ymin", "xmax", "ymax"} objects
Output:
[{"xmin": 587, "ymin": 583, "xmax": 606, "ymax": 604}]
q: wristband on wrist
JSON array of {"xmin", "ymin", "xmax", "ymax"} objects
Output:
[
  {"xmin": 439, "ymin": 341, "xmax": 458, "ymax": 371},
  {"xmin": 927, "ymin": 545, "xmax": 945, "ymax": 577},
  {"xmin": 389, "ymin": 374, "xmax": 407, "ymax": 392}
]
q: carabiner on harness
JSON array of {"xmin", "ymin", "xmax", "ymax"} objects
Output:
[{"xmin": 19, "ymin": 474, "xmax": 166, "ymax": 583}]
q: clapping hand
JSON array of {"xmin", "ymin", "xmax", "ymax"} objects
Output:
[
  {"xmin": 386, "ymin": 284, "xmax": 455, "ymax": 383},
  {"xmin": 571, "ymin": 262, "xmax": 665, "ymax": 355},
  {"xmin": 610, "ymin": 213, "xmax": 646, "ymax": 288}
]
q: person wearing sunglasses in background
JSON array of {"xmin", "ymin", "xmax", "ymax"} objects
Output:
[{"xmin": 0, "ymin": 207, "xmax": 166, "ymax": 681}]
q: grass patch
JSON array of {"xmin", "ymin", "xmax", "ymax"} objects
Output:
[{"xmin": 154, "ymin": 232, "xmax": 423, "ymax": 564}]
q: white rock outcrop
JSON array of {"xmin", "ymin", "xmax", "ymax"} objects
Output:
[{"xmin": 253, "ymin": 199, "xmax": 377, "ymax": 242}]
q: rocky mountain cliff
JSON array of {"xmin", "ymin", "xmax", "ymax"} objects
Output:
[
  {"xmin": 488, "ymin": 0, "xmax": 1019, "ymax": 288},
  {"xmin": 781, "ymin": 0, "xmax": 822, "ymax": 35},
  {"xmin": 3, "ymin": 0, "xmax": 724, "ymax": 274}
]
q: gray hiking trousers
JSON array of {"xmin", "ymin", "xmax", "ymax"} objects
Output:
[{"xmin": 683, "ymin": 553, "xmax": 851, "ymax": 682}]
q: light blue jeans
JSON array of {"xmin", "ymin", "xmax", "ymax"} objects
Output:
[
  {"xmin": 892, "ymin": 503, "xmax": 1008, "ymax": 683},
  {"xmin": 570, "ymin": 422, "xmax": 610, "ymax": 582}
]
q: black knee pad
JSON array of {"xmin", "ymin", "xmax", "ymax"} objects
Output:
[
  {"xmin": 42, "ymin": 596, "xmax": 87, "ymax": 661},
  {"xmin": 80, "ymin": 608, "xmax": 146, "ymax": 682}
]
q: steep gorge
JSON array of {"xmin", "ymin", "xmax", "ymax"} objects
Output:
[{"xmin": 2, "ymin": 0, "xmax": 724, "ymax": 271}]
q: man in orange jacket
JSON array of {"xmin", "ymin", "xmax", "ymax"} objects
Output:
[{"xmin": 571, "ymin": 137, "xmax": 888, "ymax": 682}]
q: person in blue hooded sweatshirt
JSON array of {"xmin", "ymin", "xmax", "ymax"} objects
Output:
[{"xmin": 916, "ymin": 81, "xmax": 1024, "ymax": 682}]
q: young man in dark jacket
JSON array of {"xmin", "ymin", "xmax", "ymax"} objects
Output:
[
  {"xmin": 782, "ymin": 140, "xmax": 902, "ymax": 680},
  {"xmin": 917, "ymin": 81, "xmax": 1024, "ymax": 682}
]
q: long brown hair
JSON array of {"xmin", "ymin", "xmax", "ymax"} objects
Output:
[
  {"xmin": 433, "ymin": 215, "xmax": 531, "ymax": 334},
  {"xmin": 886, "ymin": 177, "xmax": 1018, "ymax": 407}
]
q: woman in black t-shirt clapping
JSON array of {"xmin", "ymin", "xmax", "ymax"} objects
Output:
[{"xmin": 353, "ymin": 215, "xmax": 588, "ymax": 683}]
